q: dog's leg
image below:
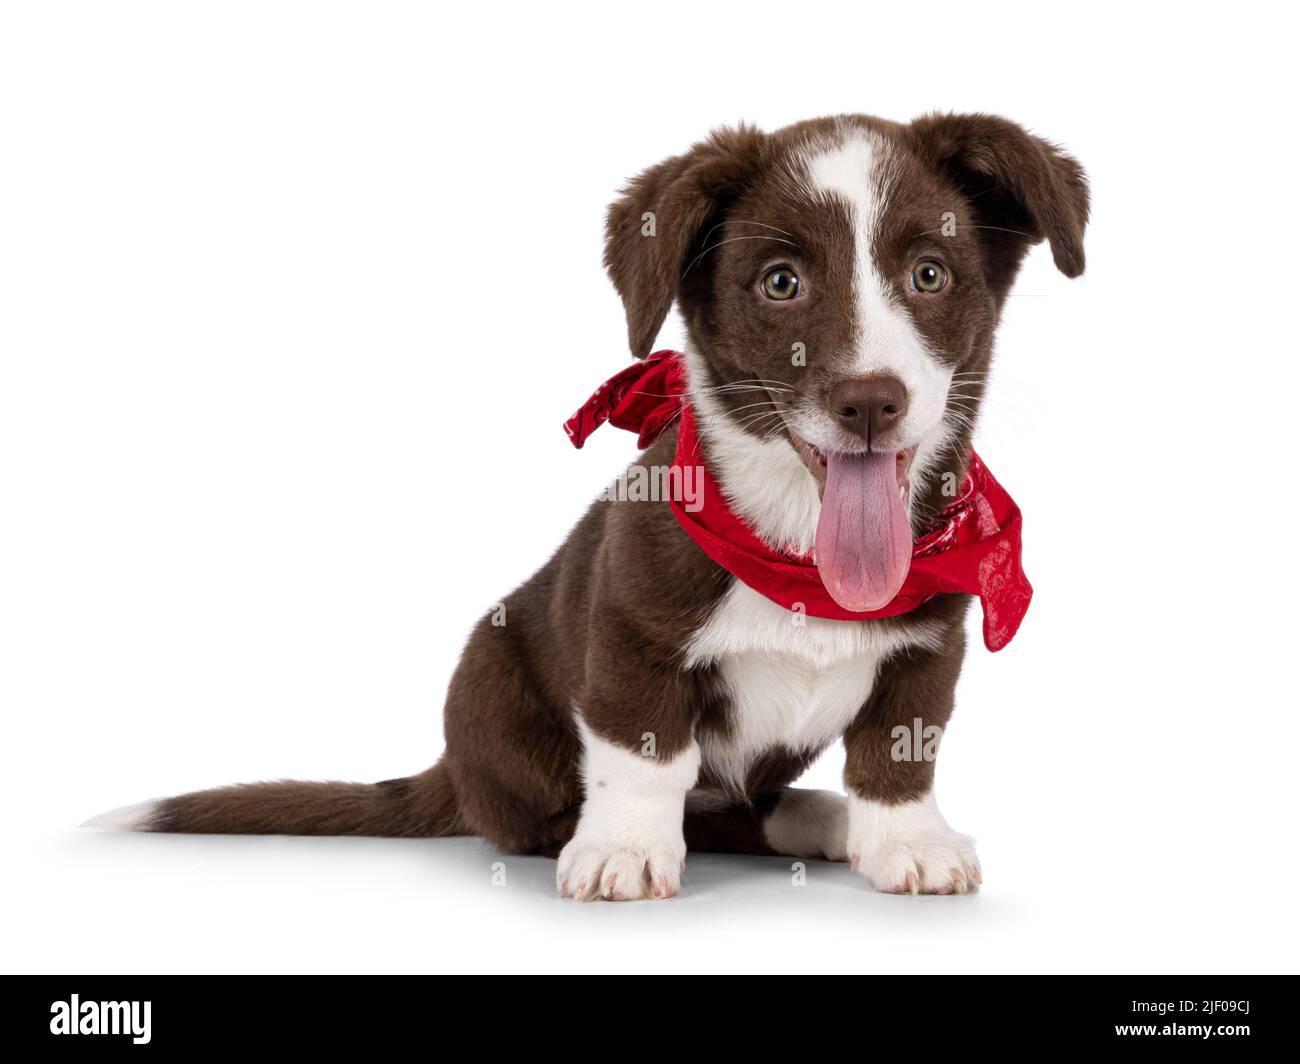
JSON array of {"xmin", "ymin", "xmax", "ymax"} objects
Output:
[
  {"xmin": 683, "ymin": 787, "xmax": 848, "ymax": 861},
  {"xmin": 841, "ymin": 619, "xmax": 981, "ymax": 895},
  {"xmin": 556, "ymin": 719, "xmax": 700, "ymax": 901}
]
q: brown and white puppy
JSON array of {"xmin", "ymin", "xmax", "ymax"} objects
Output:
[{"xmin": 89, "ymin": 113, "xmax": 1088, "ymax": 900}]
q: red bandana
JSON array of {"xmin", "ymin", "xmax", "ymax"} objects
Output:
[{"xmin": 564, "ymin": 351, "xmax": 1032, "ymax": 651}]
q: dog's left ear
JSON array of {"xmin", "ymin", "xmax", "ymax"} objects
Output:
[
  {"xmin": 604, "ymin": 125, "xmax": 766, "ymax": 359},
  {"xmin": 907, "ymin": 113, "xmax": 1089, "ymax": 295}
]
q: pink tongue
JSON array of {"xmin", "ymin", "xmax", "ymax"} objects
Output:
[{"xmin": 815, "ymin": 450, "xmax": 913, "ymax": 612}]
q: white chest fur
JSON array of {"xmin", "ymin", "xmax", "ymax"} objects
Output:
[{"xmin": 684, "ymin": 582, "xmax": 941, "ymax": 790}]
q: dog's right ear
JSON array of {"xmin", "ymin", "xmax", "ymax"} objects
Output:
[
  {"xmin": 906, "ymin": 112, "xmax": 1089, "ymax": 297},
  {"xmin": 604, "ymin": 125, "xmax": 765, "ymax": 359}
]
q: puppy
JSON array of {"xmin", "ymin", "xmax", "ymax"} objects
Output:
[{"xmin": 90, "ymin": 113, "xmax": 1088, "ymax": 899}]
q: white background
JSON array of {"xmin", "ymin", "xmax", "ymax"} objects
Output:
[{"xmin": 2, "ymin": 1, "xmax": 1297, "ymax": 974}]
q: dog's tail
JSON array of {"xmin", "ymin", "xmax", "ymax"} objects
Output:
[{"xmin": 83, "ymin": 761, "xmax": 468, "ymax": 838}]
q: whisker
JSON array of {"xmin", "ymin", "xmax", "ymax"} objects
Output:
[
  {"xmin": 709, "ymin": 381, "xmax": 795, "ymax": 390},
  {"xmin": 700, "ymin": 389, "xmax": 782, "ymax": 402},
  {"xmin": 727, "ymin": 400, "xmax": 784, "ymax": 415},
  {"xmin": 681, "ymin": 235, "xmax": 798, "ymax": 280},
  {"xmin": 698, "ymin": 218, "xmax": 793, "ymax": 249},
  {"xmin": 735, "ymin": 412, "xmax": 788, "ymax": 433},
  {"xmin": 735, "ymin": 409, "xmax": 787, "ymax": 428},
  {"xmin": 702, "ymin": 380, "xmax": 794, "ymax": 393},
  {"xmin": 912, "ymin": 224, "xmax": 1037, "ymax": 240},
  {"xmin": 699, "ymin": 377, "xmax": 795, "ymax": 388}
]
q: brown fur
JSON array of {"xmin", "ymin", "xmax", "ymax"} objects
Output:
[{"xmin": 148, "ymin": 112, "xmax": 1088, "ymax": 864}]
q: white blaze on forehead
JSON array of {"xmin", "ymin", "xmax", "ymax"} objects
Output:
[
  {"xmin": 799, "ymin": 132, "xmax": 953, "ymax": 459},
  {"xmin": 804, "ymin": 132, "xmax": 892, "ymax": 245}
]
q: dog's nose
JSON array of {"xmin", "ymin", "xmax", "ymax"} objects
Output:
[{"xmin": 828, "ymin": 375, "xmax": 909, "ymax": 440}]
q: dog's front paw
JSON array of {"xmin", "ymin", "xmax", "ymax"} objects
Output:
[
  {"xmin": 851, "ymin": 831, "xmax": 981, "ymax": 894},
  {"xmin": 557, "ymin": 833, "xmax": 685, "ymax": 901},
  {"xmin": 846, "ymin": 793, "xmax": 981, "ymax": 895}
]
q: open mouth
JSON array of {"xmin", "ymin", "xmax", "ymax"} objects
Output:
[
  {"xmin": 788, "ymin": 428, "xmax": 918, "ymax": 613},
  {"xmin": 788, "ymin": 432, "xmax": 917, "ymax": 505}
]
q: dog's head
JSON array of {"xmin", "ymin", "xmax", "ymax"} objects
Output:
[{"xmin": 604, "ymin": 113, "xmax": 1088, "ymax": 612}]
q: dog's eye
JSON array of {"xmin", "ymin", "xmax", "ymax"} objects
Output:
[
  {"xmin": 911, "ymin": 261, "xmax": 947, "ymax": 293},
  {"xmin": 762, "ymin": 268, "xmax": 800, "ymax": 301}
]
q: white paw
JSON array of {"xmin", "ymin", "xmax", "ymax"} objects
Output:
[
  {"xmin": 851, "ymin": 831, "xmax": 981, "ymax": 894},
  {"xmin": 558, "ymin": 718, "xmax": 698, "ymax": 901},
  {"xmin": 847, "ymin": 793, "xmax": 981, "ymax": 895},
  {"xmin": 557, "ymin": 834, "xmax": 685, "ymax": 901}
]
